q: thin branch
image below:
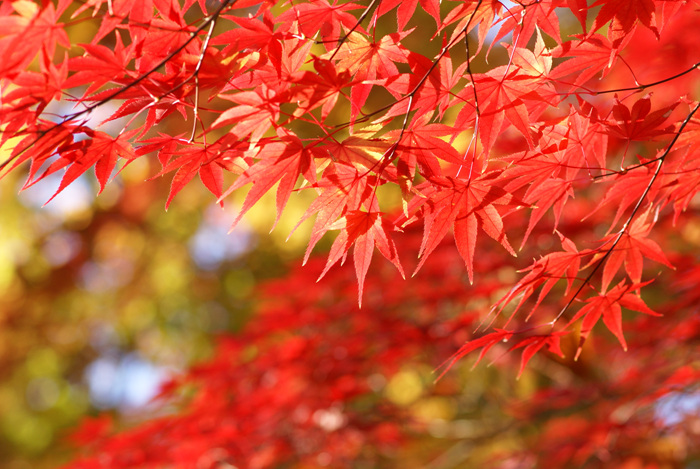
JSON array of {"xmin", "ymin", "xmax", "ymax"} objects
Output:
[
  {"xmin": 189, "ymin": 18, "xmax": 218, "ymax": 143},
  {"xmin": 456, "ymin": 2, "xmax": 483, "ymax": 180},
  {"xmin": 552, "ymin": 101, "xmax": 700, "ymax": 325},
  {"xmin": 594, "ymin": 62, "xmax": 700, "ymax": 95}
]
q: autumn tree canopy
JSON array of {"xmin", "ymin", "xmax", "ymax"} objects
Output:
[{"xmin": 1, "ymin": 0, "xmax": 700, "ymax": 467}]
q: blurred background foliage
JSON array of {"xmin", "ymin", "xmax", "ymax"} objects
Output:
[{"xmin": 0, "ymin": 151, "xmax": 325, "ymax": 467}]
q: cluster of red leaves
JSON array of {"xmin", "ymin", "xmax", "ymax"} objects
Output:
[
  {"xmin": 3, "ymin": 0, "xmax": 698, "ymax": 326},
  {"xmin": 2, "ymin": 0, "xmax": 700, "ymax": 466}
]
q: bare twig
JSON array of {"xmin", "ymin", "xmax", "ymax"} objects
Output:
[{"xmin": 189, "ymin": 18, "xmax": 218, "ymax": 143}]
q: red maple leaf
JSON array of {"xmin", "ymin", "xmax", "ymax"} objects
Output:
[
  {"xmin": 606, "ymin": 95, "xmax": 677, "ymax": 142},
  {"xmin": 290, "ymin": 57, "xmax": 355, "ymax": 120},
  {"xmin": 490, "ymin": 0, "xmax": 563, "ymax": 49},
  {"xmin": 550, "ymin": 34, "xmax": 623, "ymax": 88},
  {"xmin": 277, "ymin": 0, "xmax": 364, "ymax": 44},
  {"xmin": 377, "ymin": 48, "xmax": 468, "ymax": 122},
  {"xmin": 221, "ymin": 129, "xmax": 317, "ymax": 229},
  {"xmin": 599, "ymin": 212, "xmax": 674, "ymax": 290},
  {"xmin": 27, "ymin": 128, "xmax": 138, "ymax": 202},
  {"xmin": 404, "ymin": 174, "xmax": 520, "ymax": 282},
  {"xmin": 318, "ymin": 210, "xmax": 404, "ymax": 306},
  {"xmin": 213, "ymin": 84, "xmax": 282, "ymax": 143},
  {"xmin": 383, "ymin": 114, "xmax": 465, "ymax": 193},
  {"xmin": 509, "ymin": 332, "xmax": 567, "ymax": 378},
  {"xmin": 291, "ymin": 162, "xmax": 379, "ymax": 266},
  {"xmin": 495, "ymin": 234, "xmax": 587, "ymax": 321},
  {"xmin": 148, "ymin": 137, "xmax": 247, "ymax": 208},
  {"xmin": 327, "ymin": 30, "xmax": 411, "ymax": 121},
  {"xmin": 437, "ymin": 329, "xmax": 514, "ymax": 380},
  {"xmin": 467, "ymin": 65, "xmax": 552, "ymax": 153},
  {"xmin": 567, "ymin": 281, "xmax": 660, "ymax": 359},
  {"xmin": 591, "ymin": 0, "xmax": 658, "ymax": 45}
]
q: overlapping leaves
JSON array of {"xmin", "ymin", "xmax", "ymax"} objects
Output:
[{"xmin": 0, "ymin": 0, "xmax": 698, "ymax": 374}]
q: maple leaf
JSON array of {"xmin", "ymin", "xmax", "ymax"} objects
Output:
[
  {"xmin": 134, "ymin": 17, "xmax": 197, "ymax": 75},
  {"xmin": 509, "ymin": 28, "xmax": 553, "ymax": 79},
  {"xmin": 290, "ymin": 57, "xmax": 355, "ymax": 120},
  {"xmin": 2, "ymin": 121, "xmax": 75, "ymax": 182},
  {"xmin": 588, "ymin": 162, "xmax": 674, "ymax": 231},
  {"xmin": 522, "ymin": 177, "xmax": 574, "ymax": 246},
  {"xmin": 567, "ymin": 281, "xmax": 660, "ymax": 359},
  {"xmin": 213, "ymin": 85, "xmax": 282, "ymax": 143},
  {"xmin": 468, "ymin": 65, "xmax": 553, "ymax": 153},
  {"xmin": 591, "ymin": 0, "xmax": 658, "ymax": 45},
  {"xmin": 383, "ymin": 114, "xmax": 465, "ymax": 194},
  {"xmin": 276, "ymin": 0, "xmax": 364, "ymax": 44},
  {"xmin": 563, "ymin": 101, "xmax": 609, "ymax": 175},
  {"xmin": 509, "ymin": 332, "xmax": 568, "ymax": 378},
  {"xmin": 440, "ymin": 0, "xmax": 503, "ymax": 54},
  {"xmin": 327, "ymin": 30, "xmax": 411, "ymax": 121},
  {"xmin": 72, "ymin": 0, "xmax": 156, "ymax": 46},
  {"xmin": 318, "ymin": 210, "xmax": 405, "ymax": 307},
  {"xmin": 0, "ymin": 1, "xmax": 70, "ymax": 78},
  {"xmin": 147, "ymin": 137, "xmax": 247, "ymax": 209},
  {"xmin": 213, "ymin": 11, "xmax": 288, "ymax": 73},
  {"xmin": 220, "ymin": 129, "xmax": 317, "ymax": 229},
  {"xmin": 489, "ymin": 0, "xmax": 563, "ymax": 60},
  {"xmin": 404, "ymin": 175, "xmax": 520, "ymax": 282},
  {"xmin": 81, "ymin": 79, "xmax": 192, "ymax": 140},
  {"xmin": 437, "ymin": 329, "xmax": 514, "ymax": 381},
  {"xmin": 63, "ymin": 32, "xmax": 135, "ymax": 95},
  {"xmin": 494, "ymin": 234, "xmax": 587, "ymax": 321},
  {"xmin": 662, "ymin": 137, "xmax": 700, "ymax": 223},
  {"xmin": 550, "ymin": 34, "xmax": 623, "ymax": 89},
  {"xmin": 29, "ymin": 128, "xmax": 139, "ymax": 203},
  {"xmin": 0, "ymin": 49, "xmax": 67, "ymax": 121},
  {"xmin": 291, "ymin": 162, "xmax": 377, "ymax": 265},
  {"xmin": 376, "ymin": 48, "xmax": 468, "ymax": 122},
  {"xmin": 598, "ymin": 212, "xmax": 674, "ymax": 291},
  {"xmin": 606, "ymin": 96, "xmax": 678, "ymax": 142},
  {"xmin": 323, "ymin": 133, "xmax": 397, "ymax": 181},
  {"xmin": 501, "ymin": 143, "xmax": 576, "ymax": 246}
]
